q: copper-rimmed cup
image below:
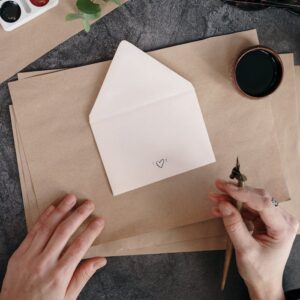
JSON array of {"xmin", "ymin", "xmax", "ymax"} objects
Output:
[{"xmin": 233, "ymin": 46, "xmax": 283, "ymax": 99}]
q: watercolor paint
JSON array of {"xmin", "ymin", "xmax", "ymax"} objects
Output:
[{"xmin": 0, "ymin": 0, "xmax": 58, "ymax": 31}]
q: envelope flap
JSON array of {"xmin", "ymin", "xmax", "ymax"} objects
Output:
[{"xmin": 90, "ymin": 41, "xmax": 193, "ymax": 121}]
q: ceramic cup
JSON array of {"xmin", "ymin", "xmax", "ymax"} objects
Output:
[{"xmin": 233, "ymin": 46, "xmax": 284, "ymax": 99}]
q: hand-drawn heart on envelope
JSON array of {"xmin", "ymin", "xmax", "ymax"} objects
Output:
[{"xmin": 156, "ymin": 159, "xmax": 165, "ymax": 168}]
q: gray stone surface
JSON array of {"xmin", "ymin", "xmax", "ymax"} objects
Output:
[{"xmin": 0, "ymin": 0, "xmax": 300, "ymax": 299}]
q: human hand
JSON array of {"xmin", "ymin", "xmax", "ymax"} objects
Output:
[
  {"xmin": 0, "ymin": 195, "xmax": 106, "ymax": 300},
  {"xmin": 209, "ymin": 179, "xmax": 299, "ymax": 300}
]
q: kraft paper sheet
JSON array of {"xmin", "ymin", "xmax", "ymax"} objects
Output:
[
  {"xmin": 9, "ymin": 32, "xmax": 300, "ymax": 260},
  {"xmin": 8, "ymin": 30, "xmax": 290, "ymax": 247},
  {"xmin": 11, "ymin": 58, "xmax": 300, "ymax": 258}
]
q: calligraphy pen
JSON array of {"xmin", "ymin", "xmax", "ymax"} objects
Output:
[{"xmin": 221, "ymin": 157, "xmax": 247, "ymax": 290}]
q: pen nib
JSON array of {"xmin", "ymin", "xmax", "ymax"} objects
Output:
[{"xmin": 230, "ymin": 157, "xmax": 247, "ymax": 186}]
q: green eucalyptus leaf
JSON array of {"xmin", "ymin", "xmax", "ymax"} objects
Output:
[
  {"xmin": 65, "ymin": 12, "xmax": 83, "ymax": 21},
  {"xmin": 66, "ymin": 0, "xmax": 120, "ymax": 33},
  {"xmin": 82, "ymin": 17, "xmax": 91, "ymax": 32},
  {"xmin": 107, "ymin": 0, "xmax": 122, "ymax": 5},
  {"xmin": 83, "ymin": 12, "xmax": 101, "ymax": 20},
  {"xmin": 76, "ymin": 0, "xmax": 100, "ymax": 14}
]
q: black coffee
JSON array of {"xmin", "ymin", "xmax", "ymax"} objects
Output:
[
  {"xmin": 0, "ymin": 1, "xmax": 21, "ymax": 23},
  {"xmin": 235, "ymin": 49, "xmax": 283, "ymax": 97}
]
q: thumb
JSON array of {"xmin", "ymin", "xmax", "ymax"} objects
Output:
[
  {"xmin": 218, "ymin": 201, "xmax": 255, "ymax": 252},
  {"xmin": 66, "ymin": 257, "xmax": 107, "ymax": 300}
]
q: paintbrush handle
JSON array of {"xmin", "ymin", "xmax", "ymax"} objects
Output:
[
  {"xmin": 221, "ymin": 238, "xmax": 234, "ymax": 290},
  {"xmin": 221, "ymin": 200, "xmax": 243, "ymax": 290}
]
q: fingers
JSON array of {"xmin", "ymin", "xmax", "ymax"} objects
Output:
[
  {"xmin": 280, "ymin": 207, "xmax": 300, "ymax": 238},
  {"xmin": 59, "ymin": 218, "xmax": 105, "ymax": 274},
  {"xmin": 42, "ymin": 200, "xmax": 95, "ymax": 259},
  {"xmin": 215, "ymin": 179, "xmax": 287, "ymax": 239},
  {"xmin": 208, "ymin": 192, "xmax": 232, "ymax": 203},
  {"xmin": 218, "ymin": 201, "xmax": 255, "ymax": 251},
  {"xmin": 208, "ymin": 192, "xmax": 235, "ymax": 206},
  {"xmin": 216, "ymin": 179, "xmax": 273, "ymax": 211},
  {"xmin": 29, "ymin": 194, "xmax": 77, "ymax": 255},
  {"xmin": 14, "ymin": 205, "xmax": 55, "ymax": 257},
  {"xmin": 66, "ymin": 257, "xmax": 107, "ymax": 300}
]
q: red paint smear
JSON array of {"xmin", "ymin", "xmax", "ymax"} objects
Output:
[{"xmin": 30, "ymin": 0, "xmax": 49, "ymax": 7}]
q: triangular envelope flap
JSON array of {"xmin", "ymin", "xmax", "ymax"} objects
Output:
[{"xmin": 90, "ymin": 40, "xmax": 194, "ymax": 121}]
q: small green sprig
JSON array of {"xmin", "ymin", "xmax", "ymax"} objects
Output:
[{"xmin": 66, "ymin": 0, "xmax": 121, "ymax": 33}]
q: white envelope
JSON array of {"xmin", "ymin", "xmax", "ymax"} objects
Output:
[{"xmin": 90, "ymin": 41, "xmax": 216, "ymax": 196}]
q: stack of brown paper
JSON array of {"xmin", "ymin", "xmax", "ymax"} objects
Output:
[
  {"xmin": 0, "ymin": 0, "xmax": 127, "ymax": 83},
  {"xmin": 8, "ymin": 30, "xmax": 300, "ymax": 258}
]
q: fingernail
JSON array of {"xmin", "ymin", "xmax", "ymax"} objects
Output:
[
  {"xmin": 216, "ymin": 179, "xmax": 226, "ymax": 184},
  {"xmin": 208, "ymin": 192, "xmax": 220, "ymax": 198},
  {"xmin": 94, "ymin": 258, "xmax": 107, "ymax": 270},
  {"xmin": 226, "ymin": 183, "xmax": 239, "ymax": 191},
  {"xmin": 211, "ymin": 207, "xmax": 221, "ymax": 216},
  {"xmin": 219, "ymin": 203, "xmax": 232, "ymax": 216},
  {"xmin": 208, "ymin": 192, "xmax": 222, "ymax": 203},
  {"xmin": 45, "ymin": 205, "xmax": 55, "ymax": 216},
  {"xmin": 94, "ymin": 218, "xmax": 105, "ymax": 228},
  {"xmin": 84, "ymin": 200, "xmax": 95, "ymax": 211},
  {"xmin": 65, "ymin": 195, "xmax": 76, "ymax": 206}
]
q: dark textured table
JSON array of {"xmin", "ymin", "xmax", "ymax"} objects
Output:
[{"xmin": 0, "ymin": 1, "xmax": 300, "ymax": 299}]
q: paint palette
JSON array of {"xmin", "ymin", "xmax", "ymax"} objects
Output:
[{"xmin": 0, "ymin": 0, "xmax": 58, "ymax": 31}]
